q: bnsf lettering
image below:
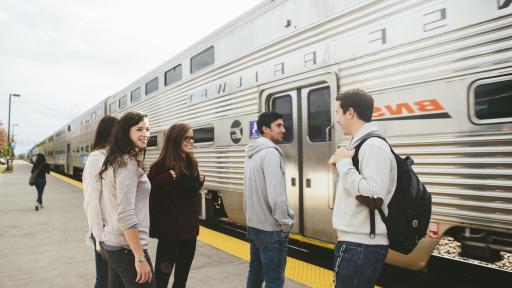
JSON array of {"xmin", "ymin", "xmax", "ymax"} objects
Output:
[{"xmin": 373, "ymin": 99, "xmax": 445, "ymax": 118}]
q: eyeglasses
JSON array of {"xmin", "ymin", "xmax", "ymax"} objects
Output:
[{"xmin": 184, "ymin": 136, "xmax": 194, "ymax": 142}]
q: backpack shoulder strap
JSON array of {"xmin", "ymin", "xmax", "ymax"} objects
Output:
[
  {"xmin": 352, "ymin": 133, "xmax": 387, "ymax": 173},
  {"xmin": 352, "ymin": 133, "xmax": 392, "ymax": 238}
]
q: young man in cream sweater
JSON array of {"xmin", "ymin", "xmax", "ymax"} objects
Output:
[{"xmin": 329, "ymin": 89, "xmax": 397, "ymax": 288}]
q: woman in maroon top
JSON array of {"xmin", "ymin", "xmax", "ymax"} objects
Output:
[{"xmin": 148, "ymin": 123, "xmax": 204, "ymax": 288}]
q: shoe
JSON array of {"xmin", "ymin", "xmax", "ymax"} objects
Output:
[
  {"xmin": 39, "ymin": 204, "xmax": 44, "ymax": 208},
  {"xmin": 35, "ymin": 204, "xmax": 39, "ymax": 211}
]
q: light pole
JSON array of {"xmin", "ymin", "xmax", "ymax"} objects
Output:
[{"xmin": 7, "ymin": 93, "xmax": 20, "ymax": 171}]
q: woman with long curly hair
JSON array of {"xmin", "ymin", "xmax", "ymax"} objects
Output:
[
  {"xmin": 98, "ymin": 111, "xmax": 155, "ymax": 288},
  {"xmin": 148, "ymin": 123, "xmax": 204, "ymax": 288}
]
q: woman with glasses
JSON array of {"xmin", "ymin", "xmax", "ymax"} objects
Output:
[{"xmin": 148, "ymin": 123, "xmax": 204, "ymax": 288}]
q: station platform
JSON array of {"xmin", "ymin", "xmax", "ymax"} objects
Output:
[{"xmin": 0, "ymin": 161, "xmax": 331, "ymax": 287}]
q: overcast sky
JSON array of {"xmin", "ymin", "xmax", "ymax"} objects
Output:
[{"xmin": 0, "ymin": 0, "xmax": 262, "ymax": 154}]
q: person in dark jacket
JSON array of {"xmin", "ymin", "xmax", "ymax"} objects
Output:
[
  {"xmin": 148, "ymin": 123, "xmax": 204, "ymax": 288},
  {"xmin": 31, "ymin": 153, "xmax": 50, "ymax": 211}
]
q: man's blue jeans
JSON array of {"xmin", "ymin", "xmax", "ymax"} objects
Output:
[
  {"xmin": 333, "ymin": 241, "xmax": 388, "ymax": 288},
  {"xmin": 246, "ymin": 227, "xmax": 289, "ymax": 288}
]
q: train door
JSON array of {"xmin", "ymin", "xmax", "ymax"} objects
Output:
[
  {"xmin": 66, "ymin": 143, "xmax": 71, "ymax": 174},
  {"xmin": 268, "ymin": 91, "xmax": 300, "ymax": 234},
  {"xmin": 267, "ymin": 84, "xmax": 335, "ymax": 242}
]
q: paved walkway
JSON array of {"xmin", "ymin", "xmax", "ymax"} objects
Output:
[{"xmin": 0, "ymin": 161, "xmax": 306, "ymax": 288}]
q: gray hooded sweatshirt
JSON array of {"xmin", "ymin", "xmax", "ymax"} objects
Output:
[{"xmin": 244, "ymin": 137, "xmax": 295, "ymax": 232}]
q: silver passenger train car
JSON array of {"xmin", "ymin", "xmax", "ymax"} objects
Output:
[{"xmin": 31, "ymin": 0, "xmax": 512, "ymax": 270}]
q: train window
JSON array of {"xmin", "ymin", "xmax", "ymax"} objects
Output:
[
  {"xmin": 145, "ymin": 77, "xmax": 159, "ymax": 95},
  {"xmin": 191, "ymin": 46, "xmax": 214, "ymax": 74},
  {"xmin": 193, "ymin": 127, "xmax": 214, "ymax": 143},
  {"xmin": 131, "ymin": 87, "xmax": 141, "ymax": 103},
  {"xmin": 271, "ymin": 95, "xmax": 293, "ymax": 144},
  {"xmin": 109, "ymin": 102, "xmax": 117, "ymax": 113},
  {"xmin": 165, "ymin": 64, "xmax": 182, "ymax": 86},
  {"xmin": 307, "ymin": 87, "xmax": 331, "ymax": 142},
  {"xmin": 472, "ymin": 77, "xmax": 512, "ymax": 123},
  {"xmin": 119, "ymin": 95, "xmax": 127, "ymax": 108},
  {"xmin": 80, "ymin": 146, "xmax": 84, "ymax": 152},
  {"xmin": 91, "ymin": 111, "xmax": 96, "ymax": 121},
  {"xmin": 147, "ymin": 135, "xmax": 158, "ymax": 148},
  {"xmin": 68, "ymin": 125, "xmax": 71, "ymax": 132},
  {"xmin": 85, "ymin": 145, "xmax": 90, "ymax": 152}
]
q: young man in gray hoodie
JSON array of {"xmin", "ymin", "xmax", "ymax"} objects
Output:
[
  {"xmin": 329, "ymin": 89, "xmax": 397, "ymax": 288},
  {"xmin": 244, "ymin": 111, "xmax": 295, "ymax": 288}
]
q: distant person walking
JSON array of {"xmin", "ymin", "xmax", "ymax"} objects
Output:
[
  {"xmin": 31, "ymin": 153, "xmax": 50, "ymax": 211},
  {"xmin": 244, "ymin": 111, "xmax": 295, "ymax": 288},
  {"xmin": 148, "ymin": 123, "xmax": 205, "ymax": 288},
  {"xmin": 83, "ymin": 115, "xmax": 118, "ymax": 288},
  {"xmin": 98, "ymin": 111, "xmax": 155, "ymax": 288}
]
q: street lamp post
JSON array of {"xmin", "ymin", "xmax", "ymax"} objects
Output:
[{"xmin": 6, "ymin": 93, "xmax": 20, "ymax": 171}]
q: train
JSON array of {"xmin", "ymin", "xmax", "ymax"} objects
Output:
[{"xmin": 30, "ymin": 0, "xmax": 512, "ymax": 271}]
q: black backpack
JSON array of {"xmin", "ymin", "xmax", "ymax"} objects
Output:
[{"xmin": 352, "ymin": 134, "xmax": 432, "ymax": 255}]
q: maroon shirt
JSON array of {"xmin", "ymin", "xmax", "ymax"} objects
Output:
[{"xmin": 148, "ymin": 159, "xmax": 204, "ymax": 240}]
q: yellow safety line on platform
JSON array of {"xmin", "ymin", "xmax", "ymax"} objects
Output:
[
  {"xmin": 289, "ymin": 234, "xmax": 335, "ymax": 250},
  {"xmin": 50, "ymin": 172, "xmax": 83, "ymax": 189},
  {"xmin": 50, "ymin": 172, "xmax": 360, "ymax": 288},
  {"xmin": 198, "ymin": 226, "xmax": 334, "ymax": 288}
]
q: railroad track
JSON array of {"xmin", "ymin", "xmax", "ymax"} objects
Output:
[{"xmin": 201, "ymin": 219, "xmax": 512, "ymax": 288}]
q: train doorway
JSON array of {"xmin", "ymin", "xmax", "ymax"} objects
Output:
[{"xmin": 267, "ymin": 84, "xmax": 335, "ymax": 242}]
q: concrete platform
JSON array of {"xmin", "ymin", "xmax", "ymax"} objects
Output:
[{"xmin": 0, "ymin": 161, "xmax": 308, "ymax": 288}]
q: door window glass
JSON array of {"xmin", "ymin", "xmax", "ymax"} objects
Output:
[
  {"xmin": 271, "ymin": 95, "xmax": 293, "ymax": 144},
  {"xmin": 307, "ymin": 87, "xmax": 331, "ymax": 142}
]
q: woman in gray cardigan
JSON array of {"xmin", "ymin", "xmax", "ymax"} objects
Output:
[
  {"xmin": 98, "ymin": 111, "xmax": 155, "ymax": 288},
  {"xmin": 83, "ymin": 115, "xmax": 118, "ymax": 288}
]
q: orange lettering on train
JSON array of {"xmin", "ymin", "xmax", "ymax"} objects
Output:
[
  {"xmin": 384, "ymin": 103, "xmax": 415, "ymax": 116},
  {"xmin": 373, "ymin": 106, "xmax": 385, "ymax": 118},
  {"xmin": 373, "ymin": 98, "xmax": 445, "ymax": 118},
  {"xmin": 415, "ymin": 99, "xmax": 444, "ymax": 112}
]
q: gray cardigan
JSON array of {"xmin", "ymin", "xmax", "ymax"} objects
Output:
[{"xmin": 101, "ymin": 157, "xmax": 151, "ymax": 249}]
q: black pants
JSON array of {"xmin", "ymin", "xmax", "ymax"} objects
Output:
[
  {"xmin": 155, "ymin": 238, "xmax": 197, "ymax": 288},
  {"xmin": 35, "ymin": 180, "xmax": 46, "ymax": 204},
  {"xmin": 103, "ymin": 247, "xmax": 155, "ymax": 288},
  {"xmin": 92, "ymin": 235, "xmax": 108, "ymax": 288}
]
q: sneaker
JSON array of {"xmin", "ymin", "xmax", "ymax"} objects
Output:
[
  {"xmin": 35, "ymin": 204, "xmax": 39, "ymax": 211},
  {"xmin": 39, "ymin": 204, "xmax": 44, "ymax": 209}
]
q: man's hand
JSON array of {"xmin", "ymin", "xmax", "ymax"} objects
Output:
[
  {"xmin": 328, "ymin": 155, "xmax": 337, "ymax": 172},
  {"xmin": 334, "ymin": 147, "xmax": 355, "ymax": 162}
]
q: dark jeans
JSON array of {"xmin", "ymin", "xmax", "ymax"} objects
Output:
[
  {"xmin": 102, "ymin": 247, "xmax": 155, "ymax": 288},
  {"xmin": 246, "ymin": 227, "xmax": 289, "ymax": 288},
  {"xmin": 333, "ymin": 241, "xmax": 388, "ymax": 288},
  {"xmin": 92, "ymin": 235, "xmax": 108, "ymax": 288},
  {"xmin": 35, "ymin": 180, "xmax": 46, "ymax": 204},
  {"xmin": 154, "ymin": 238, "xmax": 197, "ymax": 288}
]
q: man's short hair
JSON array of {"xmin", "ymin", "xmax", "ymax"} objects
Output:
[
  {"xmin": 257, "ymin": 111, "xmax": 283, "ymax": 135},
  {"xmin": 335, "ymin": 89, "xmax": 374, "ymax": 122}
]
